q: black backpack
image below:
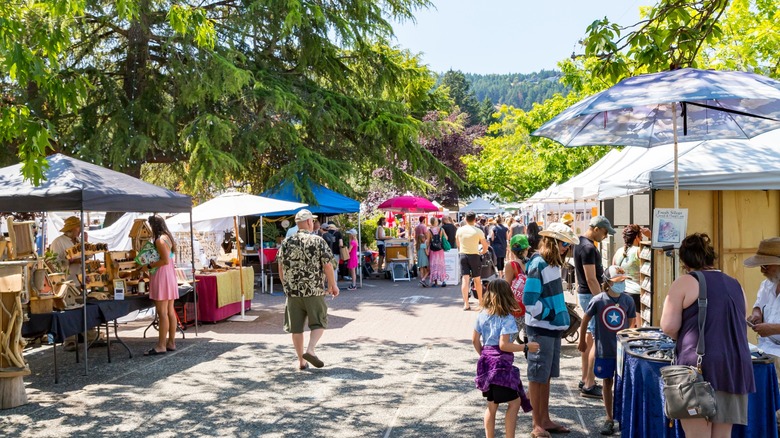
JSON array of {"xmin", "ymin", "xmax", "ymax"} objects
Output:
[{"xmin": 429, "ymin": 232, "xmax": 443, "ymax": 251}]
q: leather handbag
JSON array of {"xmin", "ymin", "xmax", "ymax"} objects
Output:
[
  {"xmin": 660, "ymin": 270, "xmax": 717, "ymax": 422},
  {"xmin": 340, "ymin": 244, "xmax": 350, "ymax": 261}
]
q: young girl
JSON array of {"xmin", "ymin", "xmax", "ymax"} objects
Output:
[
  {"xmin": 346, "ymin": 229, "xmax": 359, "ymax": 290},
  {"xmin": 474, "ymin": 279, "xmax": 539, "ymax": 438},
  {"xmin": 504, "ymin": 234, "xmax": 530, "ymax": 343},
  {"xmin": 416, "ymin": 233, "xmax": 429, "ymax": 287}
]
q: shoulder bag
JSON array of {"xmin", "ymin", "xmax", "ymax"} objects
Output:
[
  {"xmin": 442, "ymin": 232, "xmax": 451, "ymax": 251},
  {"xmin": 660, "ymin": 270, "xmax": 718, "ymax": 422}
]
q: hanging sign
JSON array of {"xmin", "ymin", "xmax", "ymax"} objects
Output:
[{"xmin": 651, "ymin": 208, "xmax": 688, "ymax": 249}]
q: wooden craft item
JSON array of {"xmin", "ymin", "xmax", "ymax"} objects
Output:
[
  {"xmin": 52, "ymin": 283, "xmax": 81, "ymax": 310},
  {"xmin": 0, "ymin": 263, "xmax": 31, "ymax": 409},
  {"xmin": 5, "ymin": 218, "xmax": 35, "ymax": 260}
]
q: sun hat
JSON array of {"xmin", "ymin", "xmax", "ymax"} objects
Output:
[
  {"xmin": 539, "ymin": 222, "xmax": 579, "ymax": 245},
  {"xmin": 60, "ymin": 216, "xmax": 81, "ymax": 233},
  {"xmin": 510, "ymin": 234, "xmax": 530, "ymax": 251},
  {"xmin": 589, "ymin": 215, "xmax": 616, "ymax": 235},
  {"xmin": 561, "ymin": 212, "xmax": 575, "ymax": 225},
  {"xmin": 294, "ymin": 209, "xmax": 314, "ymax": 222},
  {"xmin": 604, "ymin": 265, "xmax": 629, "ymax": 283},
  {"xmin": 327, "ymin": 223, "xmax": 339, "ymax": 231},
  {"xmin": 744, "ymin": 237, "xmax": 780, "ymax": 267}
]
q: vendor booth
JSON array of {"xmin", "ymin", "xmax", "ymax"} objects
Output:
[
  {"xmin": 615, "ymin": 328, "xmax": 780, "ymax": 437},
  {"xmin": 261, "ymin": 179, "xmax": 361, "ymax": 286},
  {"xmin": 167, "ymin": 192, "xmax": 306, "ymax": 320},
  {"xmin": 0, "ymin": 154, "xmax": 193, "ymax": 396}
]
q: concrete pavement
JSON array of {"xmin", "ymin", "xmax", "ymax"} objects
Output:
[{"xmin": 3, "ymin": 277, "xmax": 614, "ymax": 437}]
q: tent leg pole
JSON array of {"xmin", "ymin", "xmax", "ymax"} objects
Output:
[
  {"xmin": 190, "ymin": 211, "xmax": 198, "ymax": 335},
  {"xmin": 358, "ymin": 210, "xmax": 362, "ymax": 288},
  {"xmin": 80, "ymin": 210, "xmax": 88, "ymax": 376},
  {"xmin": 260, "ymin": 217, "xmax": 265, "ymax": 294}
]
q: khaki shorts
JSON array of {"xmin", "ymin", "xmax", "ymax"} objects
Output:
[{"xmin": 284, "ymin": 295, "xmax": 329, "ymax": 333}]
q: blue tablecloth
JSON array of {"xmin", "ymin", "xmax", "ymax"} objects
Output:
[{"xmin": 615, "ymin": 353, "xmax": 780, "ymax": 437}]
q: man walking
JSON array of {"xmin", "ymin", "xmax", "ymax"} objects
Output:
[
  {"xmin": 277, "ymin": 209, "xmax": 340, "ymax": 370},
  {"xmin": 456, "ymin": 211, "xmax": 489, "ymax": 310},
  {"xmin": 573, "ymin": 215, "xmax": 615, "ymax": 399}
]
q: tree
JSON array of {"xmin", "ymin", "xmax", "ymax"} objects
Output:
[
  {"xmin": 576, "ymin": 0, "xmax": 780, "ymax": 84},
  {"xmin": 439, "ymin": 70, "xmax": 481, "ymax": 126},
  {"xmin": 1, "ymin": 0, "xmax": 457, "ymax": 204}
]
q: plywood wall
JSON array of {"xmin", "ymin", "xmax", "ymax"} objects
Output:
[{"xmin": 649, "ymin": 189, "xmax": 780, "ymax": 342}]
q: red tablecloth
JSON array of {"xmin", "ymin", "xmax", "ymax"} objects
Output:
[
  {"xmin": 195, "ymin": 267, "xmax": 253, "ymax": 323},
  {"xmin": 262, "ymin": 248, "xmax": 278, "ymax": 264}
]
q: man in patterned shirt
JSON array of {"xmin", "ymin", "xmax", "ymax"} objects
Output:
[{"xmin": 278, "ymin": 209, "xmax": 340, "ymax": 370}]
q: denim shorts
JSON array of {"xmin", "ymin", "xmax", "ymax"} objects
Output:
[
  {"xmin": 526, "ymin": 331, "xmax": 561, "ymax": 383},
  {"xmin": 578, "ymin": 293, "xmax": 596, "ymax": 333}
]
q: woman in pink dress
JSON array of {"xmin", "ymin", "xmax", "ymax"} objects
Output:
[
  {"xmin": 144, "ymin": 215, "xmax": 179, "ymax": 356},
  {"xmin": 427, "ymin": 217, "xmax": 447, "ymax": 287},
  {"xmin": 347, "ymin": 229, "xmax": 359, "ymax": 290}
]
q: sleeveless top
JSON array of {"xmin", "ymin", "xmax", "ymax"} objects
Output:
[
  {"xmin": 490, "ymin": 224, "xmax": 508, "ymax": 254},
  {"xmin": 675, "ymin": 270, "xmax": 755, "ymax": 394}
]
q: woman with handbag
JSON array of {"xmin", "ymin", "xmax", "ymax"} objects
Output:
[
  {"xmin": 144, "ymin": 215, "xmax": 180, "ymax": 356},
  {"xmin": 427, "ymin": 217, "xmax": 447, "ymax": 287},
  {"xmin": 660, "ymin": 233, "xmax": 755, "ymax": 437}
]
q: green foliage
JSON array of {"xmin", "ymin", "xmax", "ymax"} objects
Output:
[
  {"xmin": 1, "ymin": 0, "xmax": 454, "ymax": 204},
  {"xmin": 464, "ymin": 70, "xmax": 571, "ymax": 112}
]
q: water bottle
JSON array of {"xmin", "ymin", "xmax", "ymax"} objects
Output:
[{"xmin": 47, "ymin": 333, "xmax": 54, "ymax": 345}]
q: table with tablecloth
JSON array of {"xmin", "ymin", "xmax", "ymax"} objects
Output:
[
  {"xmin": 21, "ymin": 296, "xmax": 155, "ymax": 382},
  {"xmin": 195, "ymin": 267, "xmax": 254, "ymax": 322},
  {"xmin": 615, "ymin": 348, "xmax": 780, "ymax": 437}
]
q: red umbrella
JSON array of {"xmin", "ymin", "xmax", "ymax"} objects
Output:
[{"xmin": 378, "ymin": 196, "xmax": 439, "ymax": 213}]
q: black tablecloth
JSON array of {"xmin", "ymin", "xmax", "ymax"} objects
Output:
[{"xmin": 22, "ymin": 296, "xmax": 155, "ymax": 343}]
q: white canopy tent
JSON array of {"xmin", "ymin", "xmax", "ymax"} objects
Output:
[
  {"xmin": 461, "ymin": 197, "xmax": 504, "ymax": 214},
  {"xmin": 599, "ymin": 128, "xmax": 780, "ymax": 200},
  {"xmin": 167, "ymin": 192, "xmax": 306, "ymax": 319}
]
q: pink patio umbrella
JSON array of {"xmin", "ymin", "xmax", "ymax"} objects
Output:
[{"xmin": 377, "ymin": 196, "xmax": 439, "ymax": 213}]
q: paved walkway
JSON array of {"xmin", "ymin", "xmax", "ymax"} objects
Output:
[{"xmin": 4, "ymin": 278, "xmax": 614, "ymax": 437}]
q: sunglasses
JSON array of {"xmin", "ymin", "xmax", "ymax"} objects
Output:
[{"xmin": 560, "ymin": 241, "xmax": 571, "ymax": 248}]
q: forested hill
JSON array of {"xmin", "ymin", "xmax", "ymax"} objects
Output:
[{"xmin": 464, "ymin": 70, "xmax": 570, "ymax": 112}]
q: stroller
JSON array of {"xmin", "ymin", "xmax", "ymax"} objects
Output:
[
  {"xmin": 469, "ymin": 246, "xmax": 498, "ymax": 299},
  {"xmin": 563, "ymin": 302, "xmax": 581, "ymax": 343}
]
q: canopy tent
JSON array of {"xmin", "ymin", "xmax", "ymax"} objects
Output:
[
  {"xmin": 599, "ymin": 128, "xmax": 780, "ymax": 200},
  {"xmin": 260, "ymin": 180, "xmax": 360, "ymax": 215},
  {"xmin": 0, "ymin": 153, "xmax": 193, "ymax": 374},
  {"xmin": 0, "ymin": 154, "xmax": 191, "ymax": 212},
  {"xmin": 461, "ymin": 198, "xmax": 504, "ymax": 214}
]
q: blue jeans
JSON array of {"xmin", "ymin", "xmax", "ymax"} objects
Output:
[{"xmin": 578, "ymin": 293, "xmax": 596, "ymax": 333}]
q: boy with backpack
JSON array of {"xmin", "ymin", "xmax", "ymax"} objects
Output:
[{"xmin": 577, "ymin": 265, "xmax": 636, "ymax": 435}]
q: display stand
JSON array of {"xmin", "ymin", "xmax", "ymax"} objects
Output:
[
  {"xmin": 0, "ymin": 262, "xmax": 31, "ymax": 409},
  {"xmin": 638, "ymin": 240, "xmax": 653, "ymax": 326}
]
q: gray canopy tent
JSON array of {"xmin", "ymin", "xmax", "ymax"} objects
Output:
[{"xmin": 0, "ymin": 154, "xmax": 193, "ymax": 375}]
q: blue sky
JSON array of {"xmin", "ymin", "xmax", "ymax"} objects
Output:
[{"xmin": 392, "ymin": 0, "xmax": 652, "ymax": 74}]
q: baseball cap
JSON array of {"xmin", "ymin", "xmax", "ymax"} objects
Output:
[
  {"xmin": 294, "ymin": 209, "xmax": 314, "ymax": 222},
  {"xmin": 347, "ymin": 228, "xmax": 357, "ymax": 235},
  {"xmin": 604, "ymin": 265, "xmax": 629, "ymax": 283},
  {"xmin": 589, "ymin": 215, "xmax": 616, "ymax": 235},
  {"xmin": 510, "ymin": 234, "xmax": 529, "ymax": 251}
]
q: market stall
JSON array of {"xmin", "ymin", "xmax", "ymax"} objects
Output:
[
  {"xmin": 195, "ymin": 266, "xmax": 254, "ymax": 323},
  {"xmin": 615, "ymin": 328, "xmax": 780, "ymax": 437},
  {"xmin": 261, "ymin": 179, "xmax": 361, "ymax": 286},
  {"xmin": 0, "ymin": 154, "xmax": 193, "ymax": 384}
]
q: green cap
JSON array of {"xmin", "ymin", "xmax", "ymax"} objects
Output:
[{"xmin": 510, "ymin": 234, "xmax": 529, "ymax": 251}]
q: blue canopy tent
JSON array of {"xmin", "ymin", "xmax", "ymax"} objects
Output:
[
  {"xmin": 260, "ymin": 180, "xmax": 360, "ymax": 215},
  {"xmin": 260, "ymin": 180, "xmax": 363, "ymax": 288}
]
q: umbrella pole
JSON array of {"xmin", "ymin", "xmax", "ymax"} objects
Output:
[{"xmin": 671, "ymin": 103, "xmax": 681, "ymax": 280}]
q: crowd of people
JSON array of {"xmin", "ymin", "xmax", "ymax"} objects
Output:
[{"xmin": 269, "ymin": 208, "xmax": 778, "ymax": 437}]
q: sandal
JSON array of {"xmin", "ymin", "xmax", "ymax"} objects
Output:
[{"xmin": 144, "ymin": 348, "xmax": 166, "ymax": 356}]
